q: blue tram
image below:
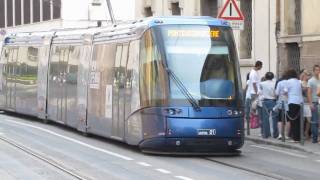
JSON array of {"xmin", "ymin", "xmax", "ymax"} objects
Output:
[{"xmin": 0, "ymin": 16, "xmax": 244, "ymax": 154}]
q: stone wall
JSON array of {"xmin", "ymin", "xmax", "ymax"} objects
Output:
[{"xmin": 300, "ymin": 41, "xmax": 320, "ymax": 71}]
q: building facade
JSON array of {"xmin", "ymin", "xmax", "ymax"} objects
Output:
[
  {"xmin": 135, "ymin": 0, "xmax": 278, "ymax": 86},
  {"xmin": 0, "ymin": 0, "xmax": 113, "ymax": 50},
  {"xmin": 0, "ymin": 0, "xmax": 62, "ymax": 29},
  {"xmin": 278, "ymin": 0, "xmax": 320, "ymax": 74}
]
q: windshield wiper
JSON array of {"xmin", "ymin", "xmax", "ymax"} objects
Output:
[{"xmin": 165, "ymin": 67, "xmax": 201, "ymax": 112}]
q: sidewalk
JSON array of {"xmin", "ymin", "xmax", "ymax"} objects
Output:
[{"xmin": 245, "ymin": 128, "xmax": 320, "ymax": 155}]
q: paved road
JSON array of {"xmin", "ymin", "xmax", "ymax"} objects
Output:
[
  {"xmin": 0, "ymin": 113, "xmax": 319, "ymax": 180},
  {"xmin": 0, "ymin": 133, "xmax": 77, "ymax": 180}
]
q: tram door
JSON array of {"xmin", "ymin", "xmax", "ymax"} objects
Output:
[
  {"xmin": 112, "ymin": 44, "xmax": 129, "ymax": 139},
  {"xmin": 48, "ymin": 46, "xmax": 70, "ymax": 123},
  {"xmin": 5, "ymin": 48, "xmax": 18, "ymax": 110}
]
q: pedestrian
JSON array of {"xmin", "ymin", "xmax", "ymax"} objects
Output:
[
  {"xmin": 244, "ymin": 73, "xmax": 251, "ymax": 127},
  {"xmin": 246, "ymin": 61, "xmax": 263, "ymax": 129},
  {"xmin": 300, "ymin": 70, "xmax": 312, "ymax": 140},
  {"xmin": 257, "ymin": 77, "xmax": 266, "ymax": 136},
  {"xmin": 274, "ymin": 73, "xmax": 289, "ymax": 140},
  {"xmin": 259, "ymin": 72, "xmax": 276, "ymax": 138},
  {"xmin": 285, "ymin": 69, "xmax": 303, "ymax": 142},
  {"xmin": 307, "ymin": 65, "xmax": 320, "ymax": 143},
  {"xmin": 248, "ymin": 61, "xmax": 263, "ymax": 100}
]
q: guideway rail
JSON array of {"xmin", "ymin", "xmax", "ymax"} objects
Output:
[{"xmin": 0, "ymin": 135, "xmax": 92, "ymax": 180}]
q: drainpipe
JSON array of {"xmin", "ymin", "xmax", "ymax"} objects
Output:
[
  {"xmin": 268, "ymin": 0, "xmax": 271, "ymax": 72},
  {"xmin": 106, "ymin": 0, "xmax": 116, "ymax": 24}
]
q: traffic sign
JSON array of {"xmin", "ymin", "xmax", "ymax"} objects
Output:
[
  {"xmin": 217, "ymin": 0, "xmax": 244, "ymax": 30},
  {"xmin": 218, "ymin": 0, "xmax": 244, "ymax": 20}
]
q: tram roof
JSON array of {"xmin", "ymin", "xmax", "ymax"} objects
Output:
[
  {"xmin": 3, "ymin": 16, "xmax": 230, "ymax": 45},
  {"xmin": 93, "ymin": 16, "xmax": 230, "ymax": 43},
  {"xmin": 143, "ymin": 16, "xmax": 230, "ymax": 27}
]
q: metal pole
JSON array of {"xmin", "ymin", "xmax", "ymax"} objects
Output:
[
  {"xmin": 246, "ymin": 115, "xmax": 250, "ymax": 136},
  {"xmin": 246, "ymin": 99, "xmax": 250, "ymax": 136},
  {"xmin": 281, "ymin": 101, "xmax": 285, "ymax": 142},
  {"xmin": 300, "ymin": 103, "xmax": 304, "ymax": 145},
  {"xmin": 106, "ymin": 0, "xmax": 116, "ymax": 24}
]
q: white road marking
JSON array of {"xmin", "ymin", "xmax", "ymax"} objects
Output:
[
  {"xmin": 155, "ymin": 168, "xmax": 171, "ymax": 174},
  {"xmin": 251, "ymin": 145, "xmax": 308, "ymax": 158},
  {"xmin": 137, "ymin": 162, "xmax": 152, "ymax": 167},
  {"xmin": 1, "ymin": 119, "xmax": 134, "ymax": 161},
  {"xmin": 175, "ymin": 176, "xmax": 194, "ymax": 180}
]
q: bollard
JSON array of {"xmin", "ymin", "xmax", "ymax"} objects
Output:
[
  {"xmin": 281, "ymin": 101, "xmax": 286, "ymax": 142},
  {"xmin": 300, "ymin": 103, "xmax": 305, "ymax": 145},
  {"xmin": 246, "ymin": 98, "xmax": 251, "ymax": 136},
  {"xmin": 247, "ymin": 111, "xmax": 250, "ymax": 136}
]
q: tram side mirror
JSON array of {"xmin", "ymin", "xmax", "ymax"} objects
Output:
[{"xmin": 200, "ymin": 79, "xmax": 234, "ymax": 99}]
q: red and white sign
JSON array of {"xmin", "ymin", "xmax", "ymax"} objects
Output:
[{"xmin": 217, "ymin": 0, "xmax": 244, "ymax": 30}]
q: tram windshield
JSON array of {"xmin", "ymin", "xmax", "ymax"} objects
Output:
[
  {"xmin": 139, "ymin": 25, "xmax": 241, "ymax": 107},
  {"xmin": 161, "ymin": 25, "xmax": 241, "ymax": 105}
]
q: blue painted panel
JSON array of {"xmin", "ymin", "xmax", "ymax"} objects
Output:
[
  {"xmin": 188, "ymin": 107, "xmax": 243, "ymax": 118},
  {"xmin": 166, "ymin": 117, "xmax": 243, "ymax": 138}
]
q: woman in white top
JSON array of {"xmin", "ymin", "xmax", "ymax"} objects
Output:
[
  {"xmin": 259, "ymin": 72, "xmax": 276, "ymax": 138},
  {"xmin": 274, "ymin": 75, "xmax": 289, "ymax": 140},
  {"xmin": 285, "ymin": 69, "xmax": 303, "ymax": 142},
  {"xmin": 300, "ymin": 70, "xmax": 312, "ymax": 140}
]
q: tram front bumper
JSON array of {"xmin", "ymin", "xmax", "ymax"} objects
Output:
[{"xmin": 139, "ymin": 137, "xmax": 243, "ymax": 155}]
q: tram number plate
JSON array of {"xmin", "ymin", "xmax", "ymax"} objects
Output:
[{"xmin": 197, "ymin": 129, "xmax": 216, "ymax": 136}]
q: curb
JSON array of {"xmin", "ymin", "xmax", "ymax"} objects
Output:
[{"xmin": 245, "ymin": 136, "xmax": 315, "ymax": 154}]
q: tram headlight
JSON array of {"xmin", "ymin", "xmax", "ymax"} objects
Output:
[
  {"xmin": 226, "ymin": 110, "xmax": 242, "ymax": 116},
  {"xmin": 233, "ymin": 110, "xmax": 239, "ymax": 115},
  {"xmin": 238, "ymin": 110, "xmax": 243, "ymax": 115},
  {"xmin": 168, "ymin": 109, "xmax": 175, "ymax": 115},
  {"xmin": 164, "ymin": 108, "xmax": 182, "ymax": 115}
]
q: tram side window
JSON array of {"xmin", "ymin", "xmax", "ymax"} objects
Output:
[
  {"xmin": 50, "ymin": 46, "xmax": 60, "ymax": 79},
  {"xmin": 139, "ymin": 30, "xmax": 168, "ymax": 106},
  {"xmin": 0, "ymin": 48, "xmax": 8, "ymax": 91},
  {"xmin": 67, "ymin": 46, "xmax": 80, "ymax": 84},
  {"xmin": 49, "ymin": 46, "xmax": 70, "ymax": 82},
  {"xmin": 0, "ymin": 47, "xmax": 8, "ymax": 63},
  {"xmin": 7, "ymin": 48, "xmax": 19, "ymax": 76},
  {"xmin": 16, "ymin": 47, "xmax": 39, "ymax": 85},
  {"xmin": 89, "ymin": 44, "xmax": 116, "ymax": 116}
]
